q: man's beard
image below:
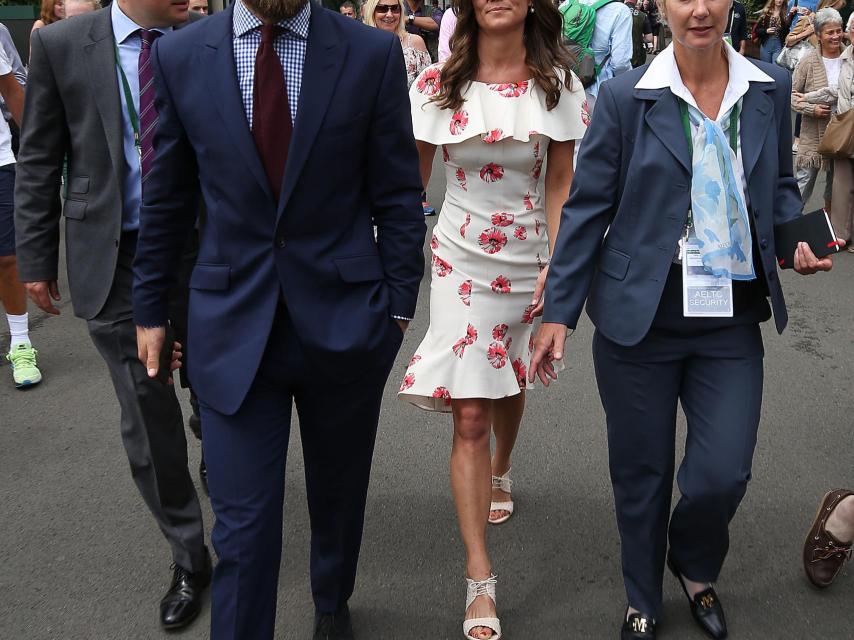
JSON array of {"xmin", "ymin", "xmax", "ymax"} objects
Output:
[{"xmin": 243, "ymin": 0, "xmax": 307, "ymax": 22}]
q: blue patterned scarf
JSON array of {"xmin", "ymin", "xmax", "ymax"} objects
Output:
[{"xmin": 684, "ymin": 100, "xmax": 756, "ymax": 281}]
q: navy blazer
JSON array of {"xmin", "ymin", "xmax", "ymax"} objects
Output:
[
  {"xmin": 543, "ymin": 60, "xmax": 801, "ymax": 346},
  {"xmin": 132, "ymin": 6, "xmax": 426, "ymax": 415}
]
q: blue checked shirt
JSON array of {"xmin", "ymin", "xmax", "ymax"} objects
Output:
[{"xmin": 233, "ymin": 0, "xmax": 310, "ymax": 128}]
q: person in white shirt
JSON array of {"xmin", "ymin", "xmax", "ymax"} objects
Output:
[
  {"xmin": 438, "ymin": 5, "xmax": 456, "ymax": 61},
  {"xmin": 0, "ymin": 46, "xmax": 42, "ymax": 388},
  {"xmin": 533, "ymin": 0, "xmax": 832, "ymax": 638},
  {"xmin": 791, "ymin": 7, "xmax": 843, "ymax": 210}
]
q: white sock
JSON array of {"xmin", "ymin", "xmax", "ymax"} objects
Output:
[{"xmin": 7, "ymin": 313, "xmax": 30, "ymax": 348}]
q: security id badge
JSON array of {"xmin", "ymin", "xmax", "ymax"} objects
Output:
[{"xmin": 681, "ymin": 231, "xmax": 734, "ymax": 318}]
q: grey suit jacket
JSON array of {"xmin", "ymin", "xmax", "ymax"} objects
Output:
[
  {"xmin": 14, "ymin": 8, "xmax": 200, "ymax": 320},
  {"xmin": 543, "ymin": 60, "xmax": 802, "ymax": 346}
]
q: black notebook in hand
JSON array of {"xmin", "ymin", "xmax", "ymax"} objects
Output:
[{"xmin": 775, "ymin": 209, "xmax": 839, "ymax": 269}]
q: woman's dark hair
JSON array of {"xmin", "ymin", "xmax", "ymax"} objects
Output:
[
  {"xmin": 760, "ymin": 0, "xmax": 787, "ymax": 23},
  {"xmin": 434, "ymin": 0, "xmax": 574, "ymax": 111}
]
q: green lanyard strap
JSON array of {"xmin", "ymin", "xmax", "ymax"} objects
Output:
[
  {"xmin": 679, "ymin": 99, "xmax": 739, "ymax": 154},
  {"xmin": 114, "ymin": 39, "xmax": 141, "ymax": 156}
]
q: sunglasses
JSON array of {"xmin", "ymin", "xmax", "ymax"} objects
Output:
[{"xmin": 375, "ymin": 4, "xmax": 402, "ymax": 13}]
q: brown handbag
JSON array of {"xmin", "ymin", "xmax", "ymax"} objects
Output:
[{"xmin": 818, "ymin": 109, "xmax": 854, "ymax": 159}]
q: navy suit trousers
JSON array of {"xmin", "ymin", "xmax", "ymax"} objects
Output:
[
  {"xmin": 592, "ymin": 289, "xmax": 765, "ymax": 620},
  {"xmin": 200, "ymin": 301, "xmax": 403, "ymax": 640}
]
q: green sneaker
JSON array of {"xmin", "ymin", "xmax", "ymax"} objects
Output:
[{"xmin": 6, "ymin": 343, "xmax": 42, "ymax": 388}]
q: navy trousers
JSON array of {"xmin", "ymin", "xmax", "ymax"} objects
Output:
[
  {"xmin": 200, "ymin": 303, "xmax": 403, "ymax": 640},
  {"xmin": 593, "ymin": 315, "xmax": 764, "ymax": 620}
]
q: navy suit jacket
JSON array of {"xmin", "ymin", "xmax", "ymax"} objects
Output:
[
  {"xmin": 543, "ymin": 60, "xmax": 801, "ymax": 346},
  {"xmin": 132, "ymin": 6, "xmax": 426, "ymax": 415}
]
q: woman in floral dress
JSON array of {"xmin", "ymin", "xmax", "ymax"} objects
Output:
[
  {"xmin": 398, "ymin": 0, "xmax": 586, "ymax": 636},
  {"xmin": 363, "ymin": 0, "xmax": 432, "ymax": 87}
]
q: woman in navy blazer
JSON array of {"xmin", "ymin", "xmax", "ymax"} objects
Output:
[{"xmin": 530, "ymin": 0, "xmax": 833, "ymax": 637}]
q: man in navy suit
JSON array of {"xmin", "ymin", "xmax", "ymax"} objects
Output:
[{"xmin": 131, "ymin": 0, "xmax": 426, "ymax": 637}]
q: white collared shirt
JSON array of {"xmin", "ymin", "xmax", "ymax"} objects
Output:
[{"xmin": 635, "ymin": 42, "xmax": 774, "ymax": 199}]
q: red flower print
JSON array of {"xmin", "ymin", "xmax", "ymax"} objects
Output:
[
  {"xmin": 432, "ymin": 386, "xmax": 452, "ymax": 406},
  {"xmin": 492, "ymin": 323, "xmax": 509, "ymax": 341},
  {"xmin": 479, "ymin": 163, "xmax": 504, "ymax": 183},
  {"xmin": 482, "ymin": 129, "xmax": 504, "ymax": 144},
  {"xmin": 450, "ymin": 110, "xmax": 469, "ymax": 135},
  {"xmin": 442, "ymin": 145, "xmax": 450, "ymax": 162},
  {"xmin": 399, "ymin": 373, "xmax": 415, "ymax": 392},
  {"xmin": 521, "ymin": 304, "xmax": 535, "ymax": 324},
  {"xmin": 535, "ymin": 220, "xmax": 542, "ymax": 236},
  {"xmin": 532, "ymin": 158, "xmax": 543, "ymax": 179},
  {"xmin": 452, "ymin": 323, "xmax": 478, "ymax": 358},
  {"xmin": 488, "ymin": 81, "xmax": 529, "ymax": 98},
  {"xmin": 430, "ymin": 234, "xmax": 439, "ymax": 250},
  {"xmin": 432, "ymin": 255, "xmax": 453, "ymax": 277},
  {"xmin": 491, "ymin": 275, "xmax": 511, "ymax": 294},
  {"xmin": 455, "ymin": 167, "xmax": 467, "ymax": 191},
  {"xmin": 523, "ymin": 193, "xmax": 533, "ymax": 211},
  {"xmin": 460, "ymin": 212, "xmax": 471, "ymax": 237},
  {"xmin": 491, "ymin": 212, "xmax": 514, "ymax": 227},
  {"xmin": 458, "ymin": 280, "xmax": 472, "ymax": 306},
  {"xmin": 528, "ymin": 334, "xmax": 535, "ymax": 353},
  {"xmin": 416, "ymin": 67, "xmax": 441, "ymax": 96},
  {"xmin": 512, "ymin": 358, "xmax": 527, "ymax": 388},
  {"xmin": 533, "ymin": 141, "xmax": 541, "ymax": 159},
  {"xmin": 479, "ymin": 227, "xmax": 508, "ymax": 255},
  {"xmin": 408, "ymin": 354, "xmax": 422, "ymax": 368},
  {"xmin": 581, "ymin": 99, "xmax": 591, "ymax": 126},
  {"xmin": 487, "ymin": 342, "xmax": 508, "ymax": 369},
  {"xmin": 514, "ymin": 226, "xmax": 527, "ymax": 240}
]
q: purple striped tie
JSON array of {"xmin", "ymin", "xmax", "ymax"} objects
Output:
[{"xmin": 138, "ymin": 29, "xmax": 161, "ymax": 190}]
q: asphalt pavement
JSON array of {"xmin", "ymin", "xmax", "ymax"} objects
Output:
[{"xmin": 1, "ymin": 157, "xmax": 852, "ymax": 639}]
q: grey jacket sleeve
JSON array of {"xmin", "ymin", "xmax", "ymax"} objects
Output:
[{"xmin": 14, "ymin": 28, "xmax": 69, "ymax": 283}]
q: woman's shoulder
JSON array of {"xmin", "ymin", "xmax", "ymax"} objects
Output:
[{"xmin": 407, "ymin": 33, "xmax": 428, "ymax": 52}]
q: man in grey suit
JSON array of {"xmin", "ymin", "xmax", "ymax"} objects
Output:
[{"xmin": 14, "ymin": 0, "xmax": 210, "ymax": 631}]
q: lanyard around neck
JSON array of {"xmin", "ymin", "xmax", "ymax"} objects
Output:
[
  {"xmin": 679, "ymin": 99, "xmax": 739, "ymax": 153},
  {"xmin": 114, "ymin": 38, "xmax": 141, "ymax": 155}
]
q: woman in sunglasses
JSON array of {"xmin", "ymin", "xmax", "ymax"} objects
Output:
[{"xmin": 364, "ymin": 0, "xmax": 432, "ymax": 87}]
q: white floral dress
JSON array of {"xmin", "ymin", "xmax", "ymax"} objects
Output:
[{"xmin": 399, "ymin": 64, "xmax": 588, "ymax": 412}]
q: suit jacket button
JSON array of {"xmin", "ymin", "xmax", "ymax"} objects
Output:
[
  {"xmin": 276, "ymin": 237, "xmax": 286, "ymax": 249},
  {"xmin": 760, "ymin": 239, "xmax": 768, "ymax": 249}
]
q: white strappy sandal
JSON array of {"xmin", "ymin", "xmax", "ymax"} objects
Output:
[
  {"xmin": 489, "ymin": 468, "xmax": 514, "ymax": 525},
  {"xmin": 463, "ymin": 574, "xmax": 502, "ymax": 640}
]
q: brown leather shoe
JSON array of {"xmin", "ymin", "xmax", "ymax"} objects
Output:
[{"xmin": 803, "ymin": 489, "xmax": 854, "ymax": 588}]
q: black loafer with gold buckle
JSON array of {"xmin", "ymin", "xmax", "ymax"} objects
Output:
[
  {"xmin": 667, "ymin": 554, "xmax": 727, "ymax": 639},
  {"xmin": 621, "ymin": 610, "xmax": 656, "ymax": 639}
]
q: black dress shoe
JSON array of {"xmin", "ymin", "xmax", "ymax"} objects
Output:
[
  {"xmin": 621, "ymin": 611, "xmax": 656, "ymax": 639},
  {"xmin": 188, "ymin": 410, "xmax": 202, "ymax": 440},
  {"xmin": 160, "ymin": 550, "xmax": 212, "ymax": 630},
  {"xmin": 313, "ymin": 604, "xmax": 354, "ymax": 640},
  {"xmin": 199, "ymin": 455, "xmax": 208, "ymax": 496},
  {"xmin": 667, "ymin": 554, "xmax": 728, "ymax": 639}
]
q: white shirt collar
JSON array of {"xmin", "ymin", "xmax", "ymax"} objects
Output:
[{"xmin": 635, "ymin": 42, "xmax": 773, "ymax": 122}]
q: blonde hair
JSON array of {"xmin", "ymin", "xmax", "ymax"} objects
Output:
[{"xmin": 363, "ymin": 0, "xmax": 407, "ymax": 39}]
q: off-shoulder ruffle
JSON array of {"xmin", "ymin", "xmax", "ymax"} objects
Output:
[{"xmin": 409, "ymin": 63, "xmax": 589, "ymax": 146}]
